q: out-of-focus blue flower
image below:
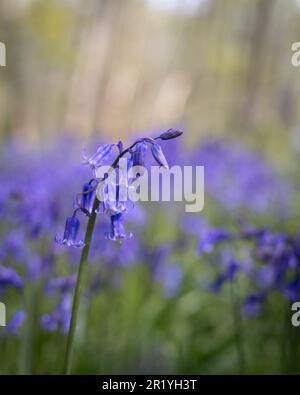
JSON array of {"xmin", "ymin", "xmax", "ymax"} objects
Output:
[
  {"xmin": 27, "ymin": 254, "xmax": 43, "ymax": 282},
  {"xmin": 181, "ymin": 215, "xmax": 207, "ymax": 237},
  {"xmin": 6, "ymin": 311, "xmax": 26, "ymax": 336},
  {"xmin": 0, "ymin": 231, "xmax": 29, "ymax": 264},
  {"xmin": 55, "ymin": 214, "xmax": 84, "ymax": 248},
  {"xmin": 151, "ymin": 143, "xmax": 169, "ymax": 169},
  {"xmin": 154, "ymin": 264, "xmax": 183, "ymax": 298},
  {"xmin": 283, "ymin": 279, "xmax": 300, "ymax": 302},
  {"xmin": 190, "ymin": 140, "xmax": 291, "ymax": 215},
  {"xmin": 255, "ymin": 265, "xmax": 276, "ymax": 289},
  {"xmin": 254, "ymin": 232, "xmax": 287, "ymax": 262},
  {"xmin": 198, "ymin": 229, "xmax": 231, "ymax": 254},
  {"xmin": 242, "ymin": 294, "xmax": 265, "ymax": 317},
  {"xmin": 41, "ymin": 294, "xmax": 71, "ymax": 335},
  {"xmin": 0, "ymin": 266, "xmax": 23, "ymax": 290},
  {"xmin": 209, "ymin": 260, "xmax": 240, "ymax": 293},
  {"xmin": 45, "ymin": 275, "xmax": 76, "ymax": 296}
]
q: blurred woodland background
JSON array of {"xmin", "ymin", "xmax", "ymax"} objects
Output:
[{"xmin": 1, "ymin": 0, "xmax": 300, "ymax": 157}]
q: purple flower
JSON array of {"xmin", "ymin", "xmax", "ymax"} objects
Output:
[
  {"xmin": 242, "ymin": 294, "xmax": 265, "ymax": 317},
  {"xmin": 45, "ymin": 275, "xmax": 76, "ymax": 296},
  {"xmin": 6, "ymin": 311, "xmax": 26, "ymax": 336},
  {"xmin": 131, "ymin": 142, "xmax": 148, "ymax": 169},
  {"xmin": 96, "ymin": 185, "xmax": 127, "ymax": 217},
  {"xmin": 283, "ymin": 279, "xmax": 300, "ymax": 302},
  {"xmin": 106, "ymin": 213, "xmax": 132, "ymax": 242},
  {"xmin": 82, "ymin": 144, "xmax": 114, "ymax": 169},
  {"xmin": 190, "ymin": 140, "xmax": 291, "ymax": 215},
  {"xmin": 151, "ymin": 143, "xmax": 169, "ymax": 169},
  {"xmin": 154, "ymin": 264, "xmax": 183, "ymax": 298},
  {"xmin": 209, "ymin": 260, "xmax": 240, "ymax": 293},
  {"xmin": 0, "ymin": 265, "xmax": 23, "ymax": 290},
  {"xmin": 55, "ymin": 215, "xmax": 84, "ymax": 248},
  {"xmin": 76, "ymin": 182, "xmax": 96, "ymax": 215},
  {"xmin": 255, "ymin": 265, "xmax": 276, "ymax": 289},
  {"xmin": 198, "ymin": 229, "xmax": 231, "ymax": 254},
  {"xmin": 41, "ymin": 294, "xmax": 71, "ymax": 335}
]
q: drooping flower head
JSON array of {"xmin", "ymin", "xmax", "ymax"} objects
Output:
[
  {"xmin": 76, "ymin": 181, "xmax": 97, "ymax": 215},
  {"xmin": 151, "ymin": 143, "xmax": 169, "ymax": 170},
  {"xmin": 82, "ymin": 144, "xmax": 114, "ymax": 170},
  {"xmin": 55, "ymin": 213, "xmax": 84, "ymax": 248},
  {"xmin": 58, "ymin": 128, "xmax": 183, "ymax": 247},
  {"xmin": 106, "ymin": 213, "xmax": 132, "ymax": 242}
]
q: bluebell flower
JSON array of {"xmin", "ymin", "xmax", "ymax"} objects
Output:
[
  {"xmin": 76, "ymin": 181, "xmax": 96, "ymax": 215},
  {"xmin": 154, "ymin": 264, "xmax": 183, "ymax": 298},
  {"xmin": 209, "ymin": 260, "xmax": 240, "ymax": 293},
  {"xmin": 27, "ymin": 254, "xmax": 43, "ymax": 282},
  {"xmin": 96, "ymin": 185, "xmax": 127, "ymax": 217},
  {"xmin": 131, "ymin": 142, "xmax": 148, "ymax": 168},
  {"xmin": 254, "ymin": 232, "xmax": 287, "ymax": 262},
  {"xmin": 242, "ymin": 294, "xmax": 265, "ymax": 317},
  {"xmin": 0, "ymin": 265, "xmax": 23, "ymax": 290},
  {"xmin": 45, "ymin": 275, "xmax": 76, "ymax": 296},
  {"xmin": 198, "ymin": 229, "xmax": 231, "ymax": 254},
  {"xmin": 151, "ymin": 143, "xmax": 169, "ymax": 169},
  {"xmin": 106, "ymin": 213, "xmax": 132, "ymax": 242},
  {"xmin": 41, "ymin": 294, "xmax": 71, "ymax": 335},
  {"xmin": 190, "ymin": 140, "xmax": 291, "ymax": 215},
  {"xmin": 6, "ymin": 311, "xmax": 26, "ymax": 336},
  {"xmin": 55, "ymin": 214, "xmax": 84, "ymax": 248},
  {"xmin": 255, "ymin": 265, "xmax": 276, "ymax": 289},
  {"xmin": 82, "ymin": 144, "xmax": 114, "ymax": 170},
  {"xmin": 283, "ymin": 279, "xmax": 300, "ymax": 302}
]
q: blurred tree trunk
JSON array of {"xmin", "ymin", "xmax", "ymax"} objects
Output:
[
  {"xmin": 64, "ymin": 0, "xmax": 121, "ymax": 138},
  {"xmin": 234, "ymin": 0, "xmax": 275, "ymax": 131}
]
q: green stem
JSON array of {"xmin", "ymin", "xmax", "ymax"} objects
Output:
[{"xmin": 63, "ymin": 198, "xmax": 99, "ymax": 374}]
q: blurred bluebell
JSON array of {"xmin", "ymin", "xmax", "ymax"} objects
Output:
[
  {"xmin": 6, "ymin": 311, "xmax": 26, "ymax": 336},
  {"xmin": 198, "ymin": 229, "xmax": 231, "ymax": 254},
  {"xmin": 0, "ymin": 265, "xmax": 23, "ymax": 290}
]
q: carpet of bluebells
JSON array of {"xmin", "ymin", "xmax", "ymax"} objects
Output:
[{"xmin": 1, "ymin": 132, "xmax": 299, "ymax": 374}]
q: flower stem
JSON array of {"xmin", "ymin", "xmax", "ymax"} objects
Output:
[
  {"xmin": 62, "ymin": 135, "xmax": 159, "ymax": 374},
  {"xmin": 63, "ymin": 198, "xmax": 99, "ymax": 374}
]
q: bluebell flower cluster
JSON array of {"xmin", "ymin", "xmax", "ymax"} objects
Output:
[
  {"xmin": 190, "ymin": 140, "xmax": 291, "ymax": 215},
  {"xmin": 56, "ymin": 129, "xmax": 182, "ymax": 246},
  {"xmin": 198, "ymin": 224, "xmax": 300, "ymax": 317}
]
